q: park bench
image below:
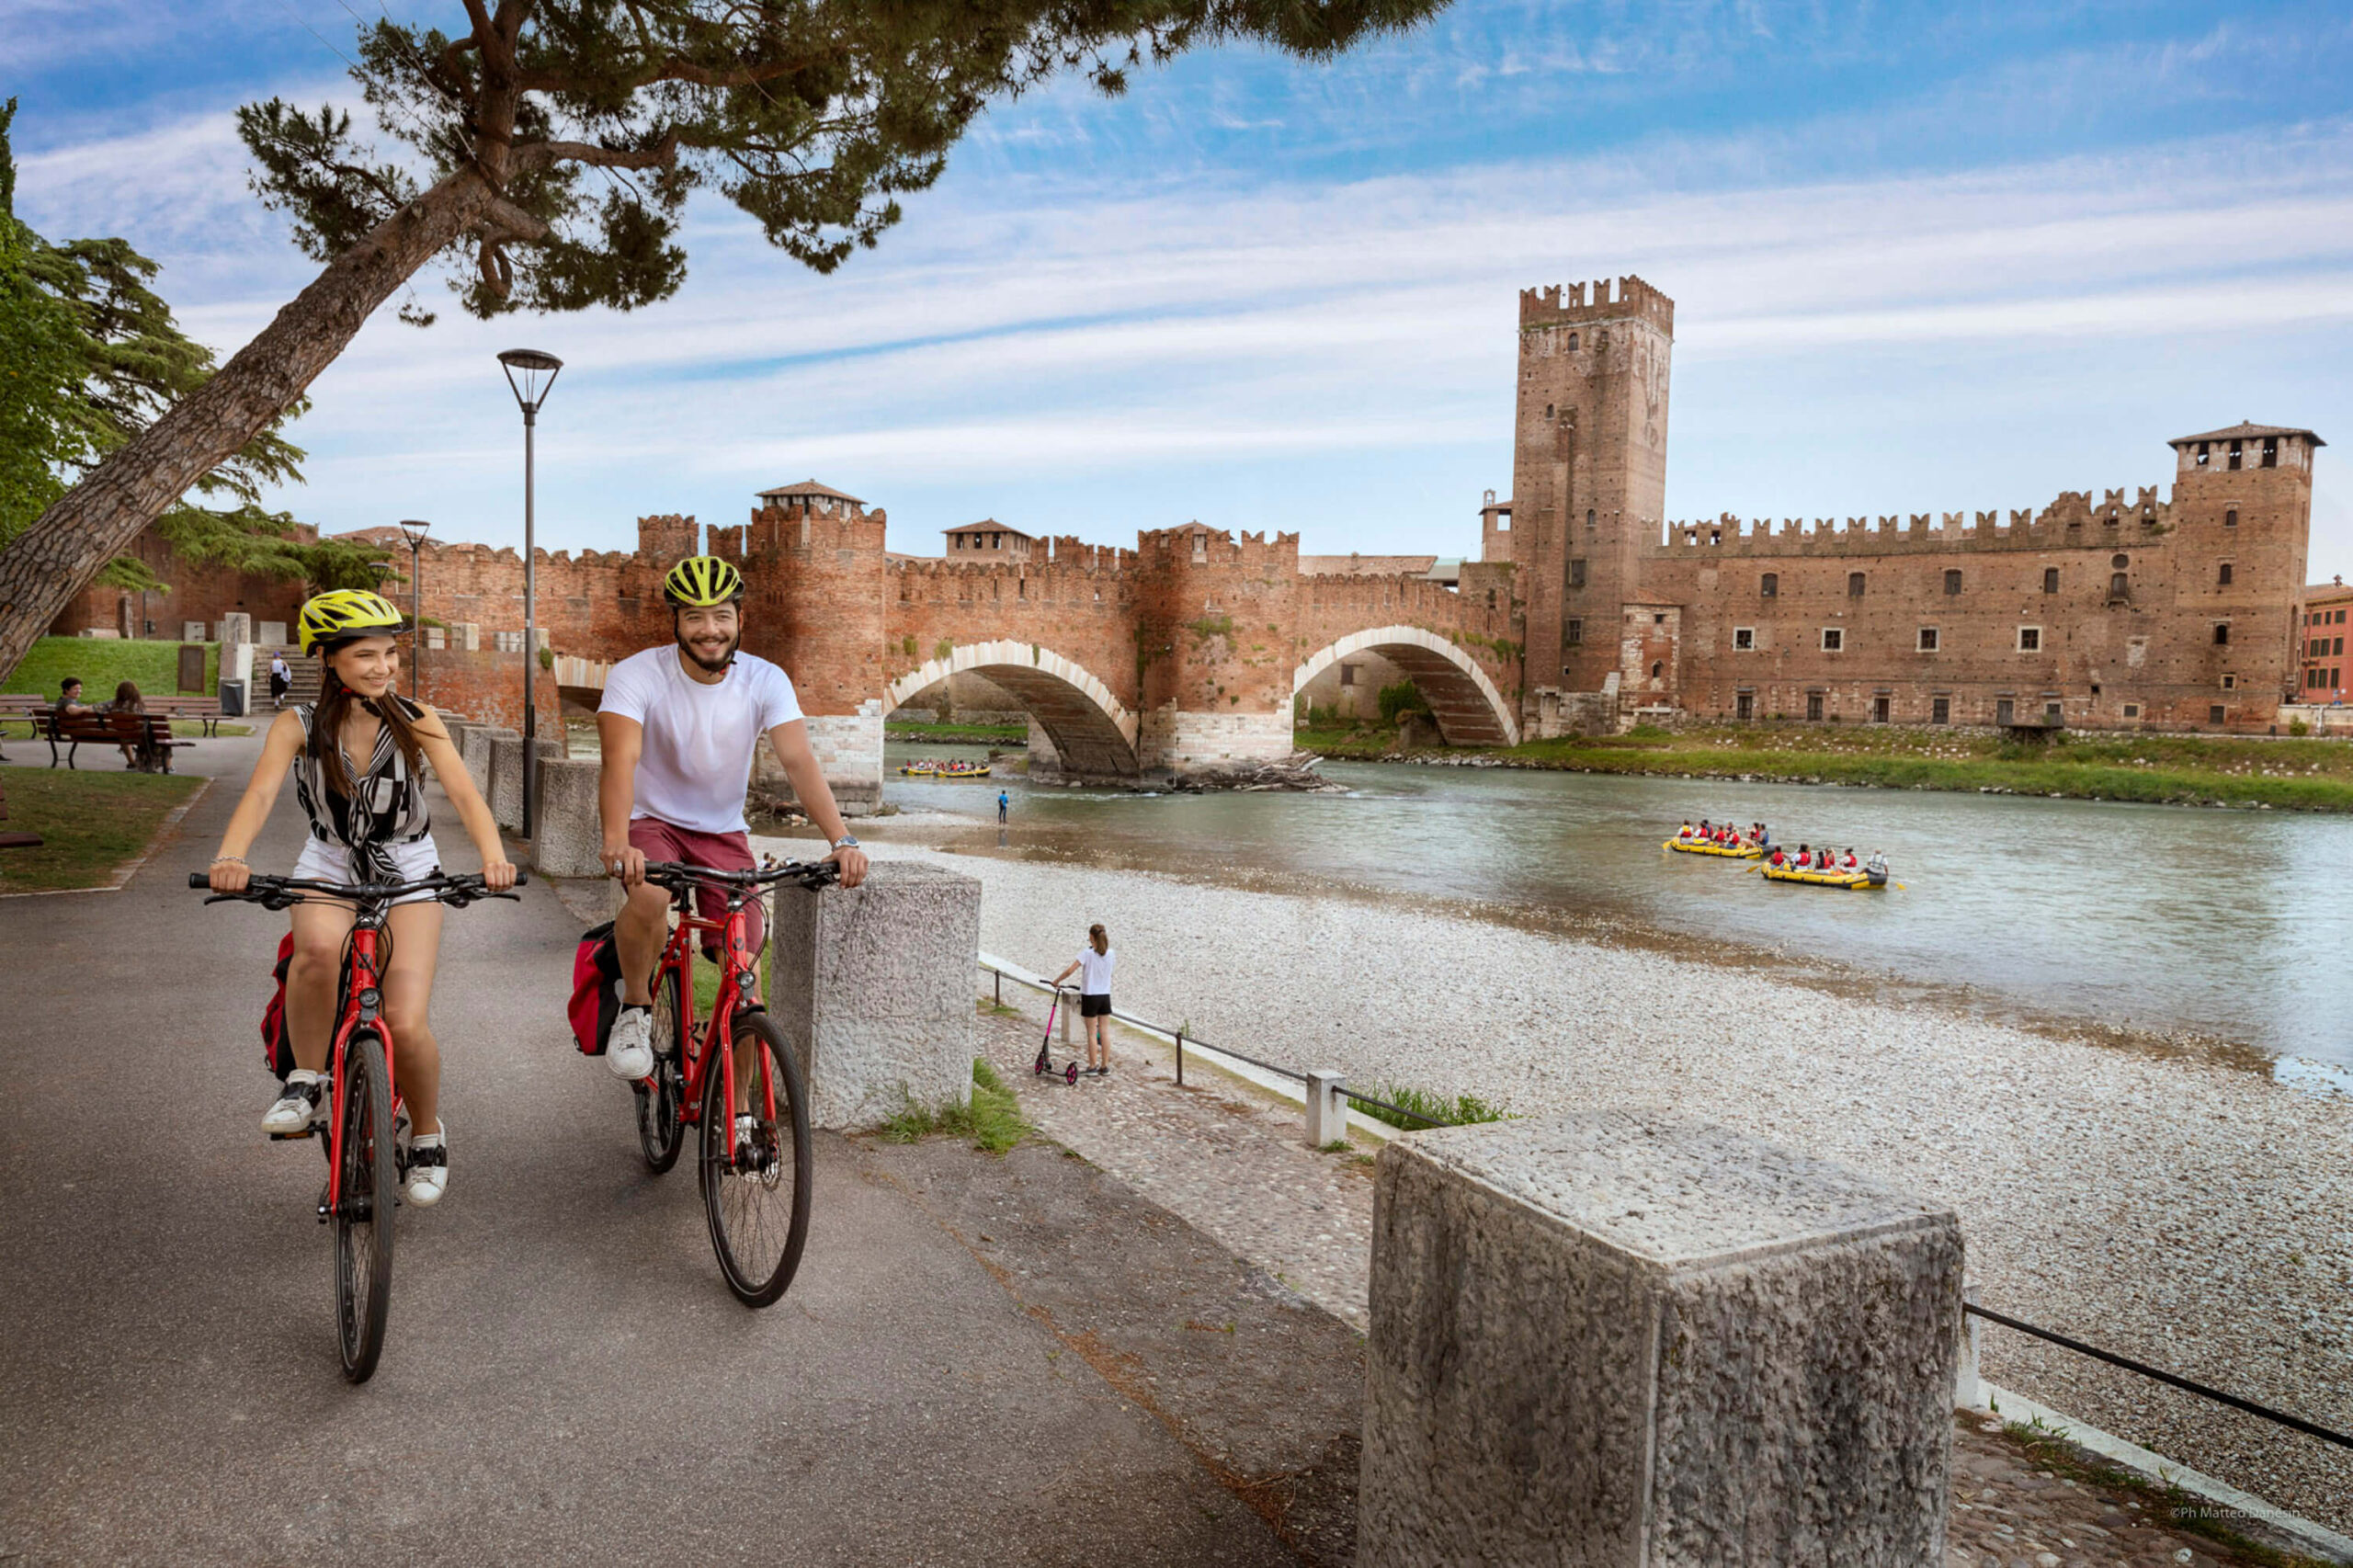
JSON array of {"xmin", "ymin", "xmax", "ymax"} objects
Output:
[
  {"xmin": 0, "ymin": 775, "xmax": 40, "ymax": 851},
  {"xmin": 0, "ymin": 694, "xmax": 44, "ymax": 735},
  {"xmin": 37, "ymin": 709, "xmax": 194, "ymax": 773},
  {"xmin": 144, "ymin": 694, "xmax": 229, "ymax": 735}
]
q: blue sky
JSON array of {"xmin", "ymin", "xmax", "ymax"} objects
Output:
[{"xmin": 9, "ymin": 0, "xmax": 2353, "ymax": 581}]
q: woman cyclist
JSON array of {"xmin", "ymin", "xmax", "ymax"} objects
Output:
[{"xmin": 206, "ymin": 590, "xmax": 516, "ymax": 1207}]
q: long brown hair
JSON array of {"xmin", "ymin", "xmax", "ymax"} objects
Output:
[
  {"xmin": 311, "ymin": 644, "xmax": 426, "ymax": 795},
  {"xmin": 1088, "ymin": 923, "xmax": 1108, "ymax": 956},
  {"xmin": 112, "ymin": 681, "xmax": 142, "ymax": 710}
]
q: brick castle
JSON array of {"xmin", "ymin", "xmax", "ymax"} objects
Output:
[{"xmin": 51, "ymin": 277, "xmax": 2324, "ymax": 796}]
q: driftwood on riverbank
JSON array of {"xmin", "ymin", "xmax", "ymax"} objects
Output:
[{"xmin": 1163, "ymin": 753, "xmax": 1343, "ymax": 793}]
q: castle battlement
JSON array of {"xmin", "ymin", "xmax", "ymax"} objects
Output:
[
  {"xmin": 1519, "ymin": 275, "xmax": 1675, "ymax": 335},
  {"xmin": 1649, "ymin": 483, "xmax": 2189, "ymax": 558}
]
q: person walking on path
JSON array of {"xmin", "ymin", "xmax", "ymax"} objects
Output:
[
  {"xmin": 997, "ymin": 789, "xmax": 1009, "ymax": 824},
  {"xmin": 268, "ymin": 651, "xmax": 292, "ymax": 710},
  {"xmin": 597, "ymin": 555, "xmax": 869, "ymax": 1081},
  {"xmin": 1051, "ymin": 925, "xmax": 1117, "ymax": 1077},
  {"xmin": 204, "ymin": 589, "xmax": 517, "ymax": 1209}
]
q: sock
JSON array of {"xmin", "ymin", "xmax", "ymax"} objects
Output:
[
  {"xmin": 621, "ymin": 1002, "xmax": 651, "ymax": 1015},
  {"xmin": 412, "ymin": 1129, "xmax": 445, "ymax": 1148},
  {"xmin": 286, "ymin": 1068, "xmax": 323, "ymax": 1088}
]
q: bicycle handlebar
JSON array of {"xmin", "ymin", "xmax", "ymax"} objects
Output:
[
  {"xmin": 640, "ymin": 858, "xmax": 840, "ymax": 892},
  {"xmin": 188, "ymin": 869, "xmax": 528, "ymax": 909}
]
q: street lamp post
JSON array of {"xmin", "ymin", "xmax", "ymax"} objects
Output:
[
  {"xmin": 497, "ymin": 348, "xmax": 562, "ymax": 840},
  {"xmin": 397, "ymin": 519, "xmax": 431, "ymax": 699}
]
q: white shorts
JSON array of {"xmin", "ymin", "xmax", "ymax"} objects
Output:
[{"xmin": 290, "ymin": 834, "xmax": 444, "ymax": 905}]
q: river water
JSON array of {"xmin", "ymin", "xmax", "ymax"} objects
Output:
[{"xmin": 885, "ymin": 743, "xmax": 2353, "ymax": 1073}]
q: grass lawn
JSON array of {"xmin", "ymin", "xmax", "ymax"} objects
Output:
[
  {"xmin": 0, "ymin": 768, "xmax": 204, "ymax": 893},
  {"xmin": 1299, "ymin": 720, "xmax": 2353, "ymax": 812},
  {"xmin": 884, "ymin": 718, "xmax": 1026, "ymax": 744},
  {"xmin": 5, "ymin": 636, "xmax": 220, "ymax": 703}
]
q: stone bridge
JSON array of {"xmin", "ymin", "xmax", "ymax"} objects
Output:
[{"xmin": 415, "ymin": 494, "xmax": 1526, "ymax": 807}]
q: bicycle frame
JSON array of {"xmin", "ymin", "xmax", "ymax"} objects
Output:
[
  {"xmin": 657, "ymin": 883, "xmax": 772, "ymax": 1153},
  {"xmin": 320, "ymin": 908, "xmax": 401, "ymax": 1217}
]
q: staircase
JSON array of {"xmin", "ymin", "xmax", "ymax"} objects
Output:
[{"xmin": 259, "ymin": 649, "xmax": 322, "ymax": 710}]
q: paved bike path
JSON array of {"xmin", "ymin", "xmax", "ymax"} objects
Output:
[{"xmin": 0, "ymin": 737, "xmax": 1296, "ymax": 1564}]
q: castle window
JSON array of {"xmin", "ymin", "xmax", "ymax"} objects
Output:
[
  {"xmin": 1545, "ymin": 403, "xmax": 1554, "ymax": 419},
  {"xmin": 1806, "ymin": 692, "xmax": 1824, "ymax": 721},
  {"xmin": 2336, "ymin": 636, "xmax": 2346, "ymax": 655},
  {"xmin": 1568, "ymin": 558, "xmax": 1586, "ymax": 589},
  {"xmin": 1931, "ymin": 696, "xmax": 1950, "ymax": 724},
  {"xmin": 1733, "ymin": 627, "xmax": 1756, "ymax": 651},
  {"xmin": 2225, "ymin": 507, "xmax": 2239, "ymax": 527},
  {"xmin": 1485, "ymin": 589, "xmax": 1495, "ymax": 609},
  {"xmin": 1944, "ymin": 569, "xmax": 1963, "ymax": 596},
  {"xmin": 1567, "ymin": 332, "xmax": 1579, "ymax": 350},
  {"xmin": 2221, "ymin": 673, "xmax": 2237, "ymax": 690},
  {"xmin": 2043, "ymin": 567, "xmax": 2060, "ymax": 594},
  {"xmin": 1917, "ymin": 627, "xmax": 1938, "ymax": 653},
  {"xmin": 2017, "ymin": 626, "xmax": 2041, "ymax": 653},
  {"xmin": 2122, "ymin": 703, "xmax": 2140, "ymax": 718},
  {"xmin": 1586, "ymin": 508, "xmax": 1597, "ymax": 529},
  {"xmin": 1873, "ymin": 696, "xmax": 1891, "ymax": 723},
  {"xmin": 2111, "ymin": 553, "xmax": 2130, "ymax": 568},
  {"xmin": 2194, "ymin": 441, "xmax": 2211, "ymax": 467},
  {"xmin": 2262, "ymin": 436, "xmax": 2279, "ymax": 468},
  {"xmin": 2213, "ymin": 622, "xmax": 2230, "ymax": 646},
  {"xmin": 1566, "ymin": 619, "xmax": 1583, "ymax": 646},
  {"xmin": 1821, "ymin": 627, "xmax": 1844, "ymax": 653},
  {"xmin": 1653, "ymin": 612, "xmax": 1666, "ymax": 625},
  {"xmin": 1339, "ymin": 663, "xmax": 1356, "ymax": 687},
  {"xmin": 2109, "ymin": 573, "xmax": 2131, "ymax": 600},
  {"xmin": 2228, "ymin": 439, "xmax": 2243, "ymax": 470},
  {"xmin": 2218, "ymin": 562, "xmax": 2233, "ymax": 586},
  {"xmin": 2211, "ymin": 704, "xmax": 2227, "ymax": 724},
  {"xmin": 1760, "ymin": 572, "xmax": 1778, "ymax": 597},
  {"xmin": 1650, "ymin": 661, "xmax": 1663, "ymax": 678},
  {"xmin": 1848, "ymin": 572, "xmax": 1866, "ymax": 597}
]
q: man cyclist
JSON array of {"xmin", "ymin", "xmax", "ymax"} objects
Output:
[{"xmin": 598, "ymin": 554, "xmax": 870, "ymax": 1079}]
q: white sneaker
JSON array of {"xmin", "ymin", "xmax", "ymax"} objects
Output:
[
  {"xmin": 405, "ymin": 1126, "xmax": 449, "ymax": 1208},
  {"xmin": 608, "ymin": 1006, "xmax": 655, "ymax": 1079},
  {"xmin": 262, "ymin": 1074, "xmax": 326, "ymax": 1135}
]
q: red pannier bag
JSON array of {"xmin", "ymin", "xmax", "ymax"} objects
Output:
[
  {"xmin": 260, "ymin": 931, "xmax": 297, "ymax": 1079},
  {"xmin": 568, "ymin": 921, "xmax": 624, "ymax": 1056}
]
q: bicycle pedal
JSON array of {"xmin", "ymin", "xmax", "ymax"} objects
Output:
[{"xmin": 268, "ymin": 1127, "xmax": 321, "ymax": 1142}]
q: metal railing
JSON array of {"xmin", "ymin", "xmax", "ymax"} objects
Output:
[
  {"xmin": 979, "ymin": 955, "xmax": 1467, "ymax": 1131},
  {"xmin": 1967, "ymin": 1301, "xmax": 2353, "ymax": 1453}
]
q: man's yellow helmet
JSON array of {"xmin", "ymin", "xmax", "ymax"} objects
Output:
[
  {"xmin": 297, "ymin": 589, "xmax": 406, "ymax": 656},
  {"xmin": 662, "ymin": 555, "xmax": 744, "ymax": 608}
]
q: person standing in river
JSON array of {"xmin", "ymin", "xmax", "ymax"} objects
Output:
[
  {"xmin": 1051, "ymin": 925, "xmax": 1117, "ymax": 1077},
  {"xmin": 998, "ymin": 789, "xmax": 1009, "ymax": 824}
]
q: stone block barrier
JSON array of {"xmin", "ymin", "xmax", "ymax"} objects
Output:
[
  {"xmin": 1359, "ymin": 1110, "xmax": 1962, "ymax": 1567},
  {"xmin": 530, "ymin": 757, "xmax": 606, "ymax": 879},
  {"xmin": 460, "ymin": 725, "xmax": 513, "ymax": 803},
  {"xmin": 487, "ymin": 734, "xmax": 563, "ymax": 833},
  {"xmin": 768, "ymin": 861, "xmax": 979, "ymax": 1131}
]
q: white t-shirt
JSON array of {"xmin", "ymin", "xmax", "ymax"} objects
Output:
[
  {"xmin": 1075, "ymin": 947, "xmax": 1116, "ymax": 995},
  {"xmin": 598, "ymin": 647, "xmax": 803, "ymax": 834}
]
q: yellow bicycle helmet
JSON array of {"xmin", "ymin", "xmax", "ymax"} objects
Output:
[
  {"xmin": 297, "ymin": 588, "xmax": 407, "ymax": 656},
  {"xmin": 662, "ymin": 554, "xmax": 744, "ymax": 607}
]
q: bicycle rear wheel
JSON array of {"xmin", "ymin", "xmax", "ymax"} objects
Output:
[
  {"xmin": 334, "ymin": 1029, "xmax": 397, "ymax": 1382},
  {"xmin": 634, "ymin": 965, "xmax": 687, "ymax": 1173},
  {"xmin": 699, "ymin": 1011, "xmax": 812, "ymax": 1308}
]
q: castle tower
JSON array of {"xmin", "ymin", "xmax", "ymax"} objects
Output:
[
  {"xmin": 1134, "ymin": 524, "xmax": 1300, "ymax": 773},
  {"xmin": 2163, "ymin": 423, "xmax": 2322, "ymax": 721},
  {"xmin": 1511, "ymin": 277, "xmax": 1674, "ymax": 714}
]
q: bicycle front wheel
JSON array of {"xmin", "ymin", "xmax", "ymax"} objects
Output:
[
  {"xmin": 334, "ymin": 1029, "xmax": 397, "ymax": 1382},
  {"xmin": 634, "ymin": 965, "xmax": 686, "ymax": 1173},
  {"xmin": 699, "ymin": 1011, "xmax": 812, "ymax": 1308}
]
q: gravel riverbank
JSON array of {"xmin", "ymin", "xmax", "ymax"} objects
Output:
[{"xmin": 828, "ymin": 839, "xmax": 2353, "ymax": 1536}]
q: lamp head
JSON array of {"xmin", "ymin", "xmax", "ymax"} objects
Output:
[
  {"xmin": 497, "ymin": 347, "xmax": 563, "ymax": 412},
  {"xmin": 397, "ymin": 518, "xmax": 431, "ymax": 551}
]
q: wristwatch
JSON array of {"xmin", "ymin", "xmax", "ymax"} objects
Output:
[{"xmin": 830, "ymin": 835, "xmax": 859, "ymax": 851}]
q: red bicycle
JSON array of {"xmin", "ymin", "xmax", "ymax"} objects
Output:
[
  {"xmin": 631, "ymin": 858, "xmax": 837, "ymax": 1306},
  {"xmin": 192, "ymin": 869, "xmax": 522, "ymax": 1381}
]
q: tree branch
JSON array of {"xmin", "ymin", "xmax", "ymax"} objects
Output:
[
  {"xmin": 478, "ymin": 193, "xmax": 552, "ymax": 244},
  {"xmin": 514, "ymin": 130, "xmax": 678, "ymax": 172}
]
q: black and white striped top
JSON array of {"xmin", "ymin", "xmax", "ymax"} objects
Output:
[{"xmin": 291, "ymin": 698, "xmax": 431, "ymax": 881}]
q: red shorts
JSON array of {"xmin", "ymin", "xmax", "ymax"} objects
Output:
[{"xmin": 629, "ymin": 816, "xmax": 763, "ymax": 958}]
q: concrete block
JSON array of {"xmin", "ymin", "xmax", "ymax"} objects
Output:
[
  {"xmin": 221, "ymin": 612, "xmax": 251, "ymax": 648},
  {"xmin": 1359, "ymin": 1110, "xmax": 1962, "ymax": 1568},
  {"xmin": 256, "ymin": 620, "xmax": 287, "ymax": 646},
  {"xmin": 461, "ymin": 726, "xmax": 513, "ymax": 804},
  {"xmin": 182, "ymin": 621, "xmax": 207, "ymax": 643},
  {"xmin": 767, "ymin": 861, "xmax": 979, "ymax": 1131},
  {"xmin": 1307, "ymin": 1070, "xmax": 1348, "ymax": 1145},
  {"xmin": 488, "ymin": 733, "xmax": 563, "ymax": 833},
  {"xmin": 531, "ymin": 756, "xmax": 606, "ymax": 879}
]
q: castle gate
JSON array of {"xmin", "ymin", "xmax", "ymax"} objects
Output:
[
  {"xmin": 1292, "ymin": 626, "xmax": 1519, "ymax": 746},
  {"xmin": 883, "ymin": 641, "xmax": 1141, "ymax": 777}
]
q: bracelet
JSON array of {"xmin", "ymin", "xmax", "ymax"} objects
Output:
[{"xmin": 210, "ymin": 855, "xmax": 246, "ymax": 867}]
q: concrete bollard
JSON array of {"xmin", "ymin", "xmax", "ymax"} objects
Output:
[
  {"xmin": 1359, "ymin": 1110, "xmax": 1962, "ymax": 1567},
  {"xmin": 530, "ymin": 756, "xmax": 606, "ymax": 878},
  {"xmin": 767, "ymin": 861, "xmax": 979, "ymax": 1131},
  {"xmin": 460, "ymin": 725, "xmax": 512, "ymax": 802},
  {"xmin": 1306, "ymin": 1070, "xmax": 1348, "ymax": 1145},
  {"xmin": 488, "ymin": 734, "xmax": 563, "ymax": 833},
  {"xmin": 1956, "ymin": 1280, "xmax": 1984, "ymax": 1410}
]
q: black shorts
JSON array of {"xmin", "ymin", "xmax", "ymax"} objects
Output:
[{"xmin": 1079, "ymin": 994, "xmax": 1110, "ymax": 1018}]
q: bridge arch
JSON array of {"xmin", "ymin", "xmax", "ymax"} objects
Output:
[
  {"xmin": 885, "ymin": 640, "xmax": 1140, "ymax": 778},
  {"xmin": 1293, "ymin": 625, "xmax": 1519, "ymax": 747}
]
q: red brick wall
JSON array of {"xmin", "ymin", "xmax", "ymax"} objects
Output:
[
  {"xmin": 881, "ymin": 535, "xmax": 1143, "ymax": 709},
  {"xmin": 415, "ymin": 645, "xmax": 563, "ymax": 733},
  {"xmin": 48, "ymin": 528, "xmax": 309, "ymax": 640},
  {"xmin": 1136, "ymin": 527, "xmax": 1302, "ymax": 718},
  {"xmin": 717, "ymin": 498, "xmax": 890, "ymax": 718}
]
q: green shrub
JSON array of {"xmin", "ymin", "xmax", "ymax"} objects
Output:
[
  {"xmin": 2290, "ymin": 719, "xmax": 2310, "ymax": 736},
  {"xmin": 879, "ymin": 1058, "xmax": 1030, "ymax": 1154},
  {"xmin": 1376, "ymin": 680, "xmax": 1432, "ymax": 724},
  {"xmin": 1357, "ymin": 1084, "xmax": 1508, "ymax": 1131}
]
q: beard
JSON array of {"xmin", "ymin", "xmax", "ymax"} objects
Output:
[{"xmin": 676, "ymin": 623, "xmax": 740, "ymax": 673}]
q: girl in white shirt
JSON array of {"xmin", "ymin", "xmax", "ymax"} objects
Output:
[{"xmin": 1051, "ymin": 925, "xmax": 1117, "ymax": 1078}]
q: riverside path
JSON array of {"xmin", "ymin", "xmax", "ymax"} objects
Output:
[{"xmin": 0, "ymin": 734, "xmax": 1300, "ymax": 1564}]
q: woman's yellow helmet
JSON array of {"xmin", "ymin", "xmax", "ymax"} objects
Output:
[
  {"xmin": 297, "ymin": 589, "xmax": 407, "ymax": 656},
  {"xmin": 662, "ymin": 554, "xmax": 744, "ymax": 608}
]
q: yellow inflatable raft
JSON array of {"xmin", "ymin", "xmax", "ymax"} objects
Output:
[
  {"xmin": 1664, "ymin": 839, "xmax": 1763, "ymax": 858},
  {"xmin": 897, "ymin": 765, "xmax": 935, "ymax": 777},
  {"xmin": 1758, "ymin": 864, "xmax": 1887, "ymax": 890}
]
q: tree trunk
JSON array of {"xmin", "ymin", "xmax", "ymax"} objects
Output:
[{"xmin": 0, "ymin": 169, "xmax": 499, "ymax": 679}]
